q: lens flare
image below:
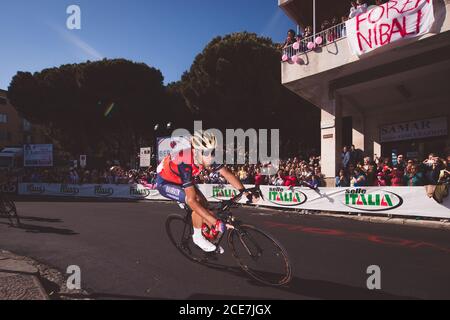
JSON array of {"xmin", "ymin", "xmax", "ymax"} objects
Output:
[{"xmin": 104, "ymin": 102, "xmax": 115, "ymax": 117}]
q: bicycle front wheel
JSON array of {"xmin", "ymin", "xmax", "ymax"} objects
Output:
[{"xmin": 228, "ymin": 224, "xmax": 292, "ymax": 286}]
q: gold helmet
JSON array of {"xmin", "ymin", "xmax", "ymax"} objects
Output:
[{"xmin": 191, "ymin": 131, "xmax": 217, "ymax": 151}]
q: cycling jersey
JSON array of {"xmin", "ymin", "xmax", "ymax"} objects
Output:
[{"xmin": 157, "ymin": 148, "xmax": 223, "ymax": 189}]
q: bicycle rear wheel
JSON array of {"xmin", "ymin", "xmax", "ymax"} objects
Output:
[
  {"xmin": 165, "ymin": 214, "xmax": 209, "ymax": 264},
  {"xmin": 228, "ymin": 224, "xmax": 292, "ymax": 286}
]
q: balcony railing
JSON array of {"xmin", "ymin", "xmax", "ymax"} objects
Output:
[{"xmin": 282, "ymin": 22, "xmax": 347, "ymax": 61}]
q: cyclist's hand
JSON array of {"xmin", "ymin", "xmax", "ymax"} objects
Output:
[{"xmin": 245, "ymin": 190, "xmax": 260, "ymax": 204}]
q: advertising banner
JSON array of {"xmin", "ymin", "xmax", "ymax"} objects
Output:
[
  {"xmin": 380, "ymin": 117, "xmax": 448, "ymax": 142},
  {"xmin": 139, "ymin": 147, "xmax": 152, "ymax": 167},
  {"xmin": 157, "ymin": 136, "xmax": 191, "ymax": 163},
  {"xmin": 24, "ymin": 144, "xmax": 53, "ymax": 167},
  {"xmin": 18, "ymin": 183, "xmax": 450, "ymax": 219},
  {"xmin": 346, "ymin": 0, "xmax": 434, "ymax": 55}
]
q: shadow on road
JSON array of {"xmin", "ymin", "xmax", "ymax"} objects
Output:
[
  {"xmin": 19, "ymin": 216, "xmax": 62, "ymax": 223},
  {"xmin": 17, "ymin": 223, "xmax": 79, "ymax": 235},
  {"xmin": 0, "ymin": 214, "xmax": 78, "ymax": 235},
  {"xmin": 198, "ymin": 261, "xmax": 417, "ymax": 300}
]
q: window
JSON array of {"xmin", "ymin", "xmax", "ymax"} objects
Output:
[
  {"xmin": 0, "ymin": 114, "xmax": 7, "ymax": 123},
  {"xmin": 0, "ymin": 97, "xmax": 7, "ymax": 105}
]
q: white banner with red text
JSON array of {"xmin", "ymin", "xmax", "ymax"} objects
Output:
[
  {"xmin": 345, "ymin": 0, "xmax": 435, "ymax": 56},
  {"xmin": 18, "ymin": 183, "xmax": 450, "ymax": 219}
]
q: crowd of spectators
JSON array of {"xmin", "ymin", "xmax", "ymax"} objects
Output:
[
  {"xmin": 1, "ymin": 154, "xmax": 325, "ymax": 189},
  {"xmin": 337, "ymin": 146, "xmax": 450, "ymax": 188},
  {"xmin": 2, "ymin": 146, "xmax": 448, "ymax": 190},
  {"xmin": 1, "ymin": 166, "xmax": 158, "ymax": 187},
  {"xmin": 281, "ymin": 0, "xmax": 389, "ymax": 54},
  {"xmin": 194, "ymin": 156, "xmax": 324, "ymax": 189}
]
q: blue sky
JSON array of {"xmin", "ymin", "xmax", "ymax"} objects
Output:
[{"xmin": 0, "ymin": 0, "xmax": 295, "ymax": 90}]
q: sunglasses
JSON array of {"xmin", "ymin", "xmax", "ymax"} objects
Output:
[{"xmin": 203, "ymin": 149, "xmax": 216, "ymax": 157}]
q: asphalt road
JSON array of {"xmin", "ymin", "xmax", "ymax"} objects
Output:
[{"xmin": 0, "ymin": 200, "xmax": 449, "ymax": 300}]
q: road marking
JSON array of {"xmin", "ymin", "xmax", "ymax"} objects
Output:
[{"xmin": 264, "ymin": 221, "xmax": 450, "ymax": 254}]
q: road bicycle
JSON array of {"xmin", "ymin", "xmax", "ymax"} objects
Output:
[{"xmin": 165, "ymin": 187, "xmax": 292, "ymax": 286}]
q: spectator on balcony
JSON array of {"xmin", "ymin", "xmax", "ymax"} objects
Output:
[
  {"xmin": 341, "ymin": 16, "xmax": 348, "ymax": 37},
  {"xmin": 321, "ymin": 20, "xmax": 331, "ymax": 44},
  {"xmin": 282, "ymin": 29, "xmax": 297, "ymax": 50},
  {"xmin": 330, "ymin": 16, "xmax": 341, "ymax": 39},
  {"xmin": 404, "ymin": 164, "xmax": 424, "ymax": 186},
  {"xmin": 357, "ymin": 0, "xmax": 368, "ymax": 10},
  {"xmin": 349, "ymin": 0, "xmax": 367, "ymax": 19},
  {"xmin": 304, "ymin": 26, "xmax": 313, "ymax": 38},
  {"xmin": 349, "ymin": 1, "xmax": 359, "ymax": 18}
]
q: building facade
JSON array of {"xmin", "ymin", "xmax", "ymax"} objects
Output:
[
  {"xmin": 0, "ymin": 89, "xmax": 46, "ymax": 149},
  {"xmin": 279, "ymin": 0, "xmax": 450, "ymax": 185}
]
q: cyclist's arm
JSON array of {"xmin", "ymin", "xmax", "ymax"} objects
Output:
[{"xmin": 218, "ymin": 167, "xmax": 245, "ymax": 192}]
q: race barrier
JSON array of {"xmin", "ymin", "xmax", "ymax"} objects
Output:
[
  {"xmin": 1, "ymin": 183, "xmax": 18, "ymax": 195},
  {"xmin": 18, "ymin": 183, "xmax": 450, "ymax": 219},
  {"xmin": 18, "ymin": 183, "xmax": 167, "ymax": 201}
]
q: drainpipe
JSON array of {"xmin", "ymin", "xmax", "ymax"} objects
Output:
[{"xmin": 313, "ymin": 0, "xmax": 316, "ymax": 37}]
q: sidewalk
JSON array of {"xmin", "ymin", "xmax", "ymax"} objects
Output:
[
  {"xmin": 0, "ymin": 250, "xmax": 48, "ymax": 300},
  {"xmin": 0, "ymin": 250, "xmax": 89, "ymax": 300}
]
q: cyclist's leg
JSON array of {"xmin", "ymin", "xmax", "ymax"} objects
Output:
[
  {"xmin": 191, "ymin": 188, "xmax": 224, "ymax": 253},
  {"xmin": 191, "ymin": 187, "xmax": 215, "ymax": 228}
]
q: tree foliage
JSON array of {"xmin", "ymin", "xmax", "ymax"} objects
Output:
[
  {"xmin": 178, "ymin": 32, "xmax": 320, "ymax": 154},
  {"xmin": 8, "ymin": 59, "xmax": 170, "ymax": 164}
]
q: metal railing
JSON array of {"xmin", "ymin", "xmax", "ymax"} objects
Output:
[{"xmin": 282, "ymin": 21, "xmax": 347, "ymax": 61}]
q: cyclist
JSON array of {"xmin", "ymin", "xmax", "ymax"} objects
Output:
[{"xmin": 156, "ymin": 131, "xmax": 252, "ymax": 253}]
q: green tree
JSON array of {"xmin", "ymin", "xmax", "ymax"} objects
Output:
[
  {"xmin": 8, "ymin": 59, "xmax": 168, "ymax": 166},
  {"xmin": 178, "ymin": 32, "xmax": 320, "ymax": 155}
]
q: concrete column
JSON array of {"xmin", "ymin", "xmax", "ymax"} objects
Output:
[
  {"xmin": 373, "ymin": 141, "xmax": 381, "ymax": 159},
  {"xmin": 320, "ymin": 98, "xmax": 342, "ymax": 187},
  {"xmin": 352, "ymin": 114, "xmax": 365, "ymax": 151}
]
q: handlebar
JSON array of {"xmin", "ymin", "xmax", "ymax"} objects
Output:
[{"xmin": 219, "ymin": 186, "xmax": 263, "ymax": 211}]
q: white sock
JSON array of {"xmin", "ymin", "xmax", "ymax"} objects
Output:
[
  {"xmin": 193, "ymin": 228, "xmax": 202, "ymax": 238},
  {"xmin": 192, "ymin": 227, "xmax": 217, "ymax": 252}
]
